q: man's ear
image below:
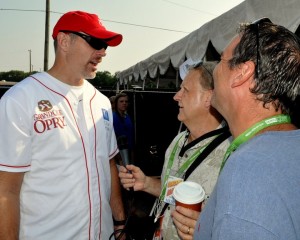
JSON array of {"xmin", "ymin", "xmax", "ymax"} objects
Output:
[
  {"xmin": 231, "ymin": 61, "xmax": 255, "ymax": 88},
  {"xmin": 56, "ymin": 32, "xmax": 70, "ymax": 51},
  {"xmin": 204, "ymin": 90, "xmax": 213, "ymax": 108}
]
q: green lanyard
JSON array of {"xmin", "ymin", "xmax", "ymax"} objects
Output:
[
  {"xmin": 219, "ymin": 114, "xmax": 291, "ymax": 173},
  {"xmin": 160, "ymin": 134, "xmax": 213, "ymax": 200}
]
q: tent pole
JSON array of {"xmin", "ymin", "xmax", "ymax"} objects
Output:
[{"xmin": 176, "ymin": 70, "xmax": 179, "ymax": 88}]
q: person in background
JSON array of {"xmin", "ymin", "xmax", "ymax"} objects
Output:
[
  {"xmin": 0, "ymin": 11, "xmax": 126, "ymax": 240},
  {"xmin": 193, "ymin": 18, "xmax": 300, "ymax": 239},
  {"xmin": 119, "ymin": 61, "xmax": 231, "ymax": 239},
  {"xmin": 113, "ymin": 92, "xmax": 135, "ymax": 162},
  {"xmin": 109, "ymin": 95, "xmax": 116, "ymax": 112}
]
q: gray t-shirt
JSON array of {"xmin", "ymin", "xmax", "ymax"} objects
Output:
[{"xmin": 194, "ymin": 130, "xmax": 300, "ymax": 240}]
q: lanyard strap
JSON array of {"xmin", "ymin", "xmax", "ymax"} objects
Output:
[
  {"xmin": 219, "ymin": 114, "xmax": 291, "ymax": 173},
  {"xmin": 160, "ymin": 136, "xmax": 208, "ymax": 200},
  {"xmin": 176, "ymin": 143, "xmax": 209, "ymax": 177},
  {"xmin": 162, "ymin": 134, "xmax": 184, "ymax": 188},
  {"xmin": 156, "ymin": 126, "xmax": 230, "ymax": 219},
  {"xmin": 160, "ymin": 127, "xmax": 227, "ymax": 200}
]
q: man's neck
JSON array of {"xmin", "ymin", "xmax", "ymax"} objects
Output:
[
  {"xmin": 229, "ymin": 113, "xmax": 297, "ymax": 139},
  {"xmin": 257, "ymin": 123, "xmax": 297, "ymax": 135},
  {"xmin": 47, "ymin": 67, "xmax": 84, "ymax": 86},
  {"xmin": 187, "ymin": 117, "xmax": 222, "ymax": 142}
]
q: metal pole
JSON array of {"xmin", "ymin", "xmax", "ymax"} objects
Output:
[
  {"xmin": 44, "ymin": 0, "xmax": 50, "ymax": 71},
  {"xmin": 28, "ymin": 49, "xmax": 32, "ymax": 73},
  {"xmin": 133, "ymin": 90, "xmax": 137, "ymax": 145},
  {"xmin": 131, "ymin": 85, "xmax": 142, "ymax": 145}
]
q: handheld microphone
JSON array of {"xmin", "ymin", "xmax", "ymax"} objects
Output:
[
  {"xmin": 117, "ymin": 135, "xmax": 132, "ymax": 169},
  {"xmin": 117, "ymin": 136, "xmax": 134, "ymax": 193}
]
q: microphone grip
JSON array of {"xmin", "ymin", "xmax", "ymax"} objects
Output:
[
  {"xmin": 119, "ymin": 149, "xmax": 134, "ymax": 192},
  {"xmin": 117, "ymin": 136, "xmax": 134, "ymax": 192},
  {"xmin": 119, "ymin": 149, "xmax": 131, "ymax": 171}
]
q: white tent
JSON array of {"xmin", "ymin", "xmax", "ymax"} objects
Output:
[{"xmin": 117, "ymin": 0, "xmax": 300, "ymax": 87}]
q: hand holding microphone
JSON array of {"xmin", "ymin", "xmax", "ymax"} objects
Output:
[
  {"xmin": 117, "ymin": 136, "xmax": 132, "ymax": 172},
  {"xmin": 117, "ymin": 136, "xmax": 134, "ymax": 192},
  {"xmin": 117, "ymin": 136, "xmax": 147, "ymax": 192}
]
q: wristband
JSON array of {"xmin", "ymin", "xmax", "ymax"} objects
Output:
[{"xmin": 113, "ymin": 219, "xmax": 126, "ymax": 226}]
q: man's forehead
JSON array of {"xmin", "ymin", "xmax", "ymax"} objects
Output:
[
  {"xmin": 183, "ymin": 70, "xmax": 199, "ymax": 82},
  {"xmin": 186, "ymin": 68, "xmax": 200, "ymax": 77},
  {"xmin": 182, "ymin": 70, "xmax": 201, "ymax": 87}
]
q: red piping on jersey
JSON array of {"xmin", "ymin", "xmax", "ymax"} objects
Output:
[
  {"xmin": 0, "ymin": 163, "xmax": 31, "ymax": 168},
  {"xmin": 109, "ymin": 148, "xmax": 118, "ymax": 158},
  {"xmin": 31, "ymin": 76, "xmax": 93, "ymax": 240},
  {"xmin": 89, "ymin": 91, "xmax": 103, "ymax": 240}
]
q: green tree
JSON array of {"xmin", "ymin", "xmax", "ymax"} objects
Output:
[
  {"xmin": 88, "ymin": 71, "xmax": 118, "ymax": 88},
  {"xmin": 0, "ymin": 70, "xmax": 116, "ymax": 87},
  {"xmin": 0, "ymin": 70, "xmax": 35, "ymax": 82}
]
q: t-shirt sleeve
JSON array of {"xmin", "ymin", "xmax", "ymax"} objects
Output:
[{"xmin": 210, "ymin": 214, "xmax": 279, "ymax": 240}]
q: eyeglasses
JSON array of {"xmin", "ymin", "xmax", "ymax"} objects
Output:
[
  {"xmin": 61, "ymin": 31, "xmax": 108, "ymax": 50},
  {"xmin": 193, "ymin": 61, "xmax": 213, "ymax": 78},
  {"xmin": 249, "ymin": 18, "xmax": 272, "ymax": 79}
]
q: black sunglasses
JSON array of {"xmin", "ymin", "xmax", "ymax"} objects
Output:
[
  {"xmin": 61, "ymin": 31, "xmax": 108, "ymax": 50},
  {"xmin": 249, "ymin": 18, "xmax": 272, "ymax": 79}
]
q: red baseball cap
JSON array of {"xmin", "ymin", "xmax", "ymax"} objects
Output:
[{"xmin": 52, "ymin": 11, "xmax": 123, "ymax": 47}]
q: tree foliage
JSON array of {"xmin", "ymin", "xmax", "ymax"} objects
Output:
[
  {"xmin": 0, "ymin": 70, "xmax": 36, "ymax": 82},
  {"xmin": 87, "ymin": 71, "xmax": 118, "ymax": 88},
  {"xmin": 0, "ymin": 70, "xmax": 118, "ymax": 88}
]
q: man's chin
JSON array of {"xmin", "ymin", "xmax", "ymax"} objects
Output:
[
  {"xmin": 177, "ymin": 114, "xmax": 184, "ymax": 122},
  {"xmin": 85, "ymin": 72, "xmax": 97, "ymax": 80}
]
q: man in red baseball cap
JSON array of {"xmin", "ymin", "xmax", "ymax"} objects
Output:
[
  {"xmin": 0, "ymin": 10, "xmax": 126, "ymax": 240},
  {"xmin": 49, "ymin": 10, "xmax": 123, "ymax": 81},
  {"xmin": 52, "ymin": 10, "xmax": 123, "ymax": 46}
]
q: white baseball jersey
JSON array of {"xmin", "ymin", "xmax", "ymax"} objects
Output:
[{"xmin": 0, "ymin": 72, "xmax": 118, "ymax": 240}]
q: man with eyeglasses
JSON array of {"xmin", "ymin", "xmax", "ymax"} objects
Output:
[
  {"xmin": 0, "ymin": 11, "xmax": 126, "ymax": 239},
  {"xmin": 119, "ymin": 61, "xmax": 231, "ymax": 239},
  {"xmin": 192, "ymin": 18, "xmax": 300, "ymax": 239}
]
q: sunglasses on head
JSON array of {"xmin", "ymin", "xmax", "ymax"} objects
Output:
[
  {"xmin": 249, "ymin": 18, "xmax": 272, "ymax": 79},
  {"xmin": 192, "ymin": 61, "xmax": 213, "ymax": 78},
  {"xmin": 61, "ymin": 31, "xmax": 108, "ymax": 50}
]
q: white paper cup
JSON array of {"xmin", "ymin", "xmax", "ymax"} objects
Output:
[{"xmin": 173, "ymin": 181, "xmax": 205, "ymax": 211}]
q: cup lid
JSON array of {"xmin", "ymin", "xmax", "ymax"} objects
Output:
[{"xmin": 173, "ymin": 181, "xmax": 205, "ymax": 204}]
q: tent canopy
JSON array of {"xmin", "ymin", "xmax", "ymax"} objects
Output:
[{"xmin": 117, "ymin": 0, "xmax": 300, "ymax": 85}]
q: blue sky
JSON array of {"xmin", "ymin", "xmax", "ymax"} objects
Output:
[{"xmin": 0, "ymin": 0, "xmax": 244, "ymax": 74}]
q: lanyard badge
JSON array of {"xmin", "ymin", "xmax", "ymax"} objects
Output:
[{"xmin": 163, "ymin": 175, "xmax": 184, "ymax": 205}]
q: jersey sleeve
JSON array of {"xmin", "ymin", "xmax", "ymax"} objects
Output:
[{"xmin": 0, "ymin": 94, "xmax": 32, "ymax": 172}]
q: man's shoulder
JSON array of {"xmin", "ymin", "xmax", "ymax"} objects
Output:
[
  {"xmin": 1, "ymin": 73, "xmax": 45, "ymax": 100},
  {"xmin": 172, "ymin": 130, "xmax": 187, "ymax": 143}
]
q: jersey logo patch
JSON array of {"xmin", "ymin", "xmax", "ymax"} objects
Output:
[
  {"xmin": 34, "ymin": 100, "xmax": 67, "ymax": 134},
  {"xmin": 102, "ymin": 109, "xmax": 109, "ymax": 121},
  {"xmin": 38, "ymin": 100, "xmax": 53, "ymax": 112}
]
